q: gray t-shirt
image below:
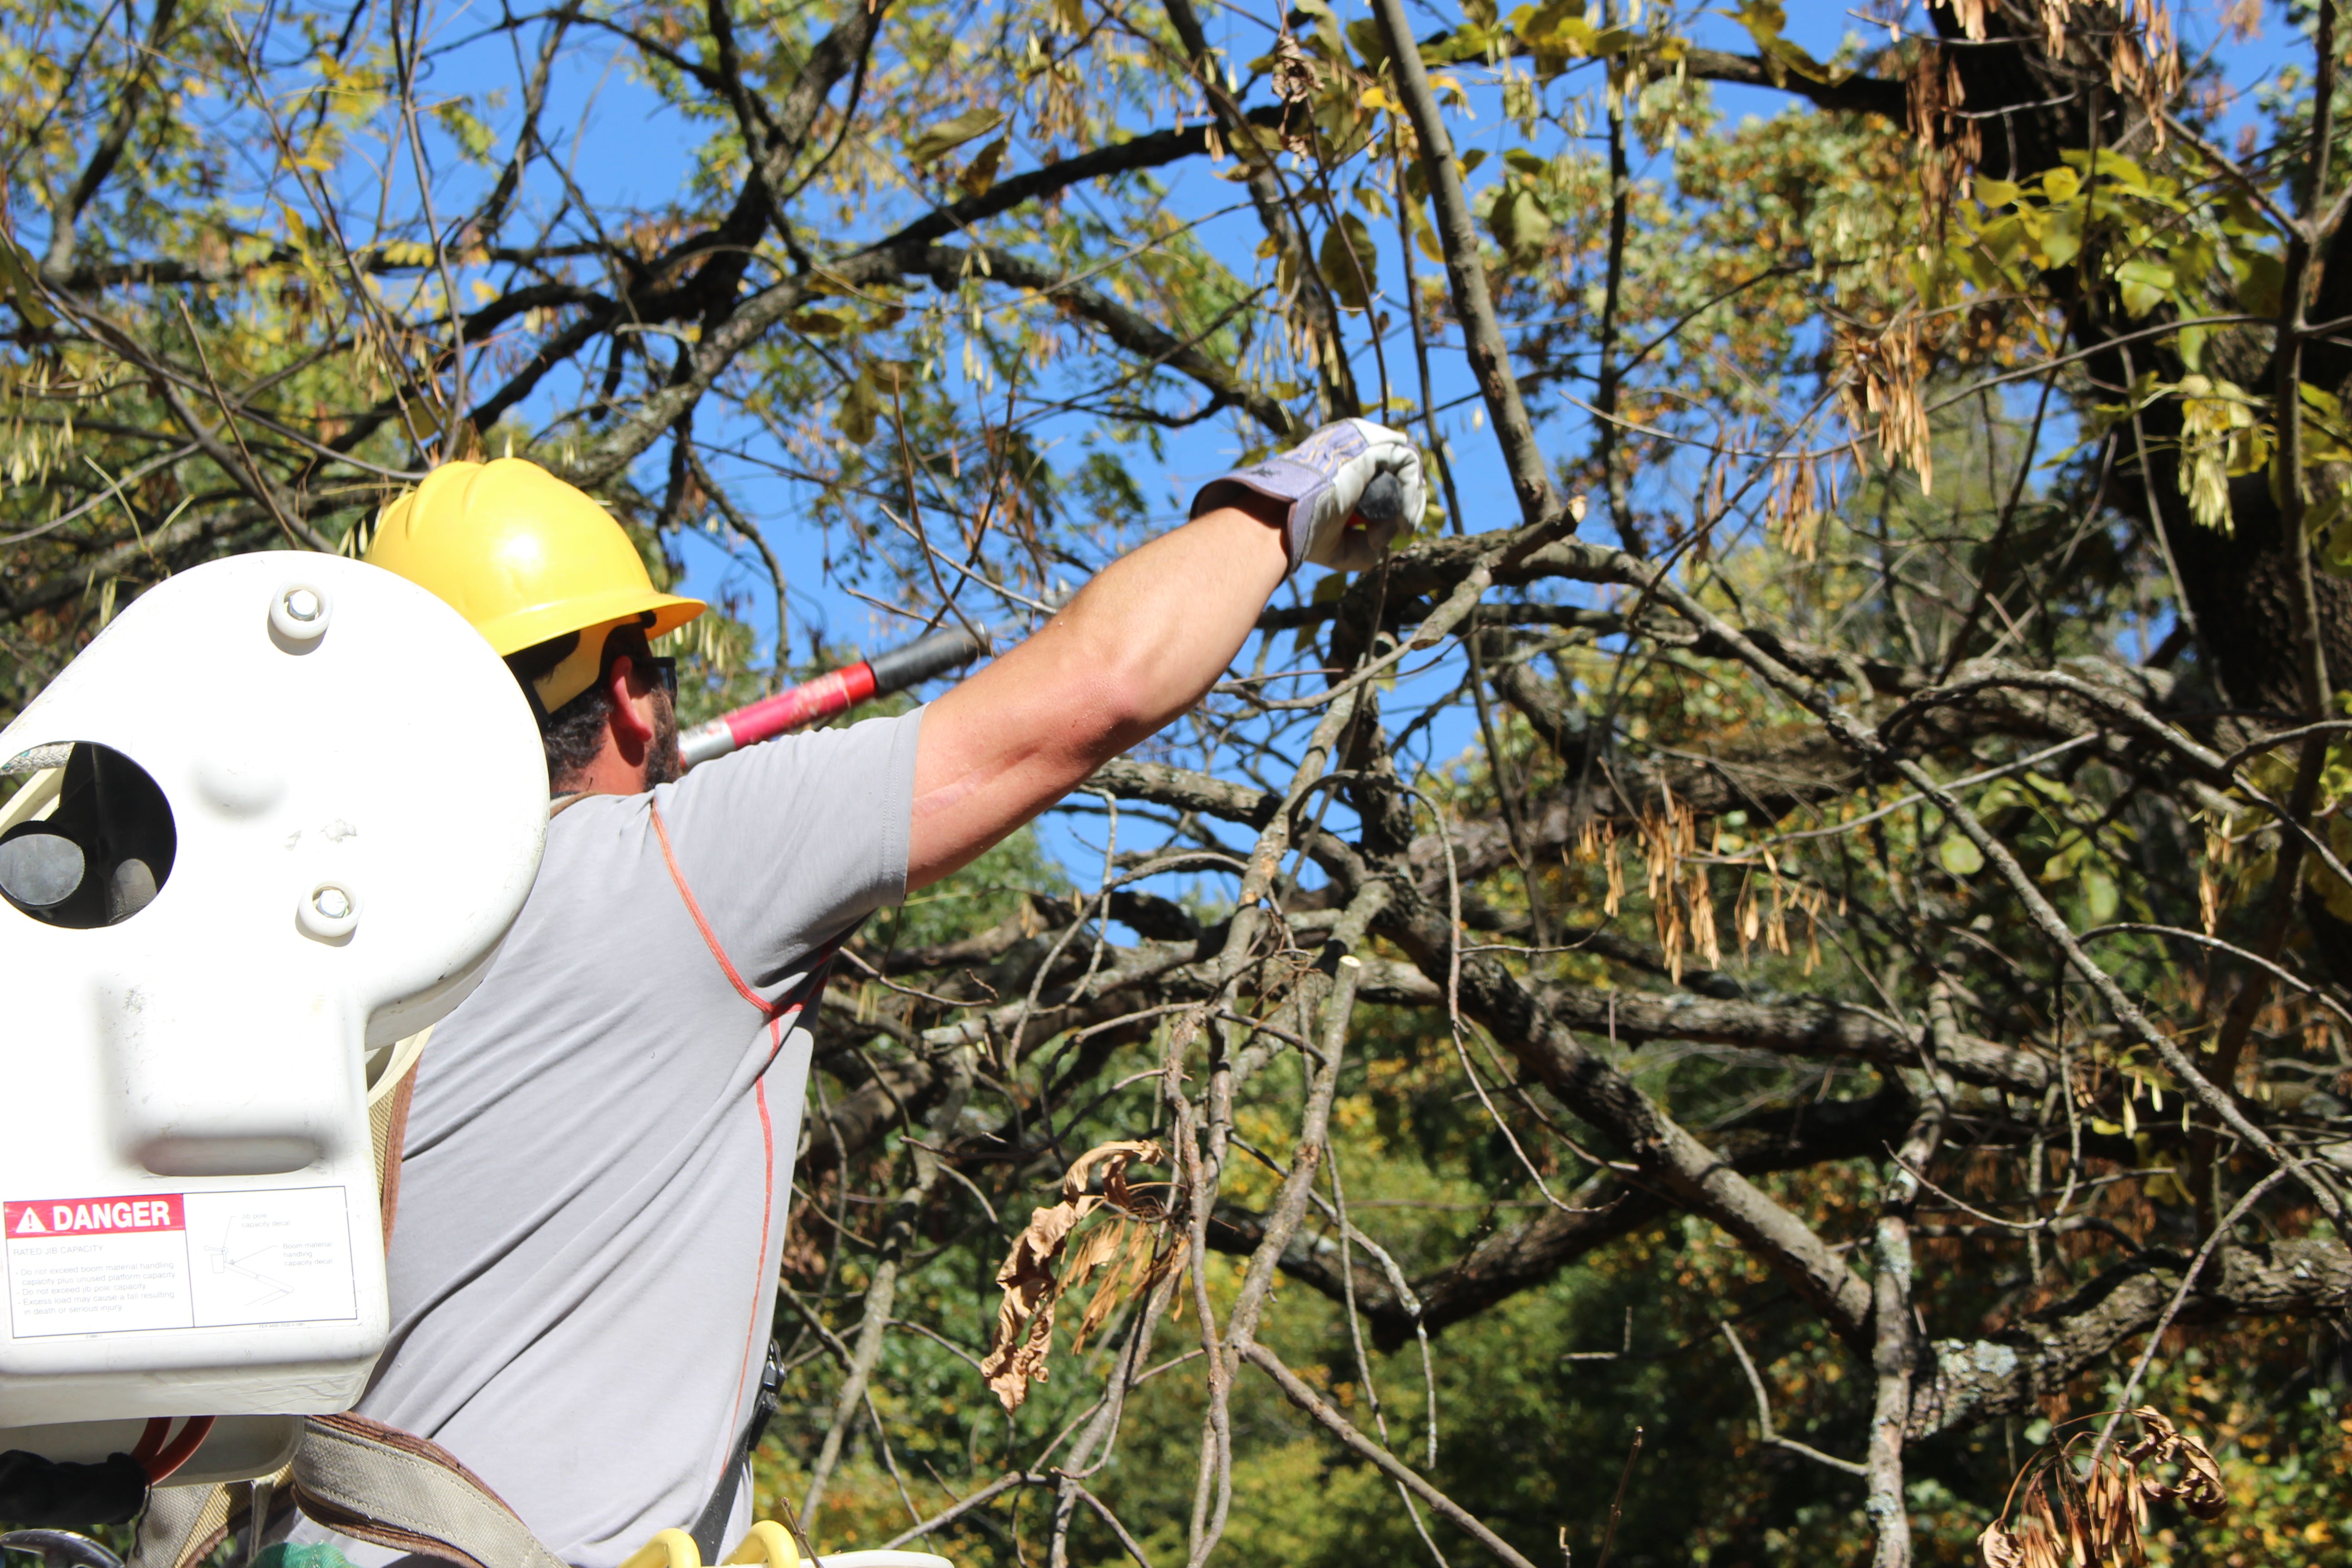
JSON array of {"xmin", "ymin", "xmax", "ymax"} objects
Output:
[{"xmin": 296, "ymin": 709, "xmax": 921, "ymax": 1568}]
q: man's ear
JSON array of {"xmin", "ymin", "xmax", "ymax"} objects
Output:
[{"xmin": 604, "ymin": 654, "xmax": 658, "ymax": 753}]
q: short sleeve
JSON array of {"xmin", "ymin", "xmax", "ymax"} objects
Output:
[{"xmin": 647, "ymin": 706, "xmax": 922, "ymax": 991}]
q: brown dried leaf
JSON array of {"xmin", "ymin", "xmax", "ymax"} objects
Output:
[
  {"xmin": 1072, "ymin": 1217, "xmax": 1153, "ymax": 1354},
  {"xmin": 1063, "ymin": 1139, "xmax": 1165, "ymax": 1204},
  {"xmin": 978, "ymin": 1140, "xmax": 1168, "ymax": 1412},
  {"xmin": 1272, "ymin": 32, "xmax": 1318, "ymax": 105},
  {"xmin": 1064, "ymin": 1215, "xmax": 1127, "ymax": 1272},
  {"xmin": 2127, "ymin": 1408, "xmax": 2227, "ymax": 1522},
  {"xmin": 2081, "ymin": 1457, "xmax": 2140, "ymax": 1564},
  {"xmin": 1978, "ymin": 1522, "xmax": 2026, "ymax": 1568},
  {"xmin": 977, "ymin": 1189, "xmax": 1102, "ymax": 1411}
]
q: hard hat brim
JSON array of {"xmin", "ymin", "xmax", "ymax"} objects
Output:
[{"xmin": 472, "ymin": 588, "xmax": 706, "ymax": 660}]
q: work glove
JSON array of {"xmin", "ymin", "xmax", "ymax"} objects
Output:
[{"xmin": 1191, "ymin": 418, "xmax": 1427, "ymax": 573}]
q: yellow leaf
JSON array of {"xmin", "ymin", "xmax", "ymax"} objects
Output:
[
  {"xmin": 1414, "ymin": 216, "xmax": 1444, "ymax": 265},
  {"xmin": 959, "ymin": 134, "xmax": 1009, "ymax": 196}
]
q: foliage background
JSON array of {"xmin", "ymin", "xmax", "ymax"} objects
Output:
[{"xmin": 9, "ymin": 0, "xmax": 2352, "ymax": 1562}]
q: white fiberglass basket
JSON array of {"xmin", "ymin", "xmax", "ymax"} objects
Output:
[{"xmin": 0, "ymin": 552, "xmax": 546, "ymax": 1481}]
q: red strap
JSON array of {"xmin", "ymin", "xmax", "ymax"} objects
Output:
[{"xmin": 650, "ymin": 802, "xmax": 779, "ymax": 1019}]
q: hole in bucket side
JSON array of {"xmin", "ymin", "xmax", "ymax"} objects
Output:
[{"xmin": 0, "ymin": 743, "xmax": 176, "ymax": 928}]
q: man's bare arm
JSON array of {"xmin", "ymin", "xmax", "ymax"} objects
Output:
[
  {"xmin": 905, "ymin": 419, "xmax": 1425, "ymax": 889},
  {"xmin": 906, "ymin": 498, "xmax": 1288, "ymax": 891}
]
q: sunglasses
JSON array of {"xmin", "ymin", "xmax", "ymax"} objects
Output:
[{"xmin": 633, "ymin": 655, "xmax": 678, "ymax": 697}]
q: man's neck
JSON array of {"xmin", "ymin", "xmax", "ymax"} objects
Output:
[{"xmin": 561, "ymin": 750, "xmax": 648, "ymax": 797}]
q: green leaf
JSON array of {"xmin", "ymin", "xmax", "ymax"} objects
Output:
[
  {"xmin": 2063, "ymin": 148, "xmax": 2149, "ymax": 191},
  {"xmin": 1975, "ymin": 213, "xmax": 2029, "ymax": 267},
  {"xmin": 2234, "ymin": 249, "xmax": 2284, "ymax": 318},
  {"xmin": 2218, "ymin": 188, "xmax": 2276, "ymax": 237},
  {"xmin": 2115, "ymin": 257, "xmax": 2175, "ymax": 318},
  {"xmin": 432, "ymin": 99, "xmax": 497, "ymax": 162},
  {"xmin": 2021, "ymin": 773, "xmax": 2078, "ymax": 806},
  {"xmin": 1412, "ymin": 208, "xmax": 1445, "ymax": 264},
  {"xmin": 2179, "ymin": 323, "xmax": 2208, "ymax": 371},
  {"xmin": 1488, "ymin": 187, "xmax": 1551, "ymax": 259},
  {"xmin": 2081, "ymin": 870, "xmax": 2119, "ymax": 923},
  {"xmin": 906, "ymin": 108, "xmax": 1006, "ymax": 166},
  {"xmin": 0, "ymin": 236, "xmax": 54, "ymax": 328},
  {"xmin": 1509, "ymin": 0, "xmax": 1584, "ymax": 42},
  {"xmin": 835, "ymin": 367, "xmax": 879, "ymax": 444},
  {"xmin": 1721, "ymin": 0, "xmax": 1833, "ymax": 81},
  {"xmin": 1318, "ymin": 213, "xmax": 1377, "ymax": 310},
  {"xmin": 1514, "ymin": 0, "xmax": 1627, "ymax": 71},
  {"xmin": 1426, "ymin": 23, "xmax": 1495, "ymax": 62},
  {"xmin": 1974, "ymin": 177, "xmax": 2020, "ymax": 208},
  {"xmin": 2039, "ymin": 203, "xmax": 2083, "ymax": 268},
  {"xmin": 2166, "ymin": 232, "xmax": 2219, "ymax": 292},
  {"xmin": 1937, "ymin": 836, "xmax": 1985, "ymax": 877}
]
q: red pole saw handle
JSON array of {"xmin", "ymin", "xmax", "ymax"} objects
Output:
[{"xmin": 678, "ymin": 616, "xmax": 1029, "ymax": 768}]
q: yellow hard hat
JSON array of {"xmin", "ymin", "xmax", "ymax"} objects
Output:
[{"xmin": 367, "ymin": 459, "xmax": 704, "ymax": 712}]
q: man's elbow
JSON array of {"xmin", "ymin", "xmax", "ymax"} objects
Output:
[{"xmin": 1061, "ymin": 662, "xmax": 1176, "ymax": 771}]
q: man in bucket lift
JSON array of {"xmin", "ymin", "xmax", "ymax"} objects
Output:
[{"xmin": 280, "ymin": 422, "xmax": 1423, "ymax": 1568}]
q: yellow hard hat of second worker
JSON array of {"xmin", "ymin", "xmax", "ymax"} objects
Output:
[{"xmin": 368, "ymin": 458, "xmax": 704, "ymax": 712}]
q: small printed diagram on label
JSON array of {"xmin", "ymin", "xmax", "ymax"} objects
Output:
[
  {"xmin": 205, "ymin": 1212, "xmax": 296, "ymax": 1310},
  {"xmin": 185, "ymin": 1188, "xmax": 356, "ymax": 1328}
]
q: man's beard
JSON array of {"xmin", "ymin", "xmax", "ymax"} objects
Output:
[{"xmin": 643, "ymin": 690, "xmax": 685, "ymax": 788}]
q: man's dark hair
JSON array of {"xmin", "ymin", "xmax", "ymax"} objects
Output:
[{"xmin": 505, "ymin": 623, "xmax": 672, "ymax": 792}]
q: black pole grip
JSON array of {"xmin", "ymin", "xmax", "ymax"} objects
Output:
[
  {"xmin": 864, "ymin": 624, "xmax": 990, "ymax": 695},
  {"xmin": 1355, "ymin": 470, "xmax": 1406, "ymax": 525}
]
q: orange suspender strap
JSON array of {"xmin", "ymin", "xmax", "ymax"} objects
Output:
[
  {"xmin": 647, "ymin": 800, "xmax": 845, "ymax": 1558},
  {"xmin": 649, "ymin": 802, "xmax": 778, "ymax": 1017},
  {"xmin": 648, "ymin": 800, "xmax": 846, "ymax": 1062}
]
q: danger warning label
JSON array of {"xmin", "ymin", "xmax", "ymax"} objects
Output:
[
  {"xmin": 4, "ymin": 1187, "xmax": 357, "ymax": 1339},
  {"xmin": 6, "ymin": 1195, "xmax": 184, "ymax": 1238}
]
